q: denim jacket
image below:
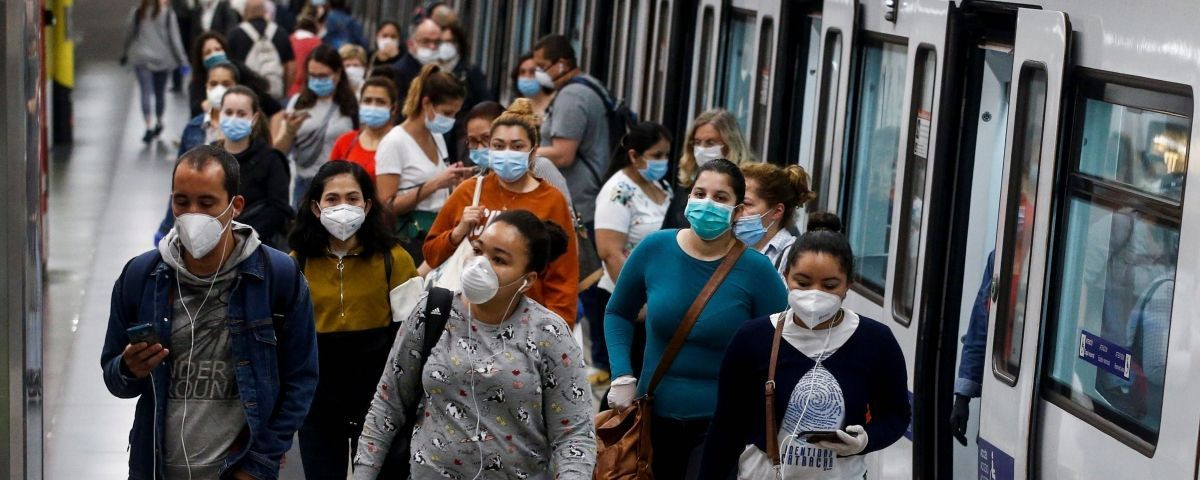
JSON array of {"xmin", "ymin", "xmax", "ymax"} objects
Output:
[
  {"xmin": 955, "ymin": 251, "xmax": 995, "ymax": 398},
  {"xmin": 100, "ymin": 246, "xmax": 318, "ymax": 479}
]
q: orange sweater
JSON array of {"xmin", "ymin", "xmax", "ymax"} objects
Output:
[{"xmin": 423, "ymin": 173, "xmax": 579, "ymax": 324}]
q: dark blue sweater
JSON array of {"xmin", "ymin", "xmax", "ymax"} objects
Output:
[{"xmin": 699, "ymin": 313, "xmax": 911, "ymax": 478}]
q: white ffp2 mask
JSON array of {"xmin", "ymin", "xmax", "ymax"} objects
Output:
[
  {"xmin": 319, "ymin": 204, "xmax": 366, "ymax": 241},
  {"xmin": 175, "ymin": 202, "xmax": 234, "ymax": 258},
  {"xmin": 788, "ymin": 289, "xmax": 843, "ymax": 328}
]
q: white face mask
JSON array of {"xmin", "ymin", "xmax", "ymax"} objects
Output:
[
  {"xmin": 414, "ymin": 46, "xmax": 438, "ymax": 65},
  {"xmin": 460, "ymin": 255, "xmax": 526, "ymax": 305},
  {"xmin": 693, "ymin": 145, "xmax": 724, "ymax": 166},
  {"xmin": 345, "ymin": 66, "xmax": 365, "ymax": 87},
  {"xmin": 319, "ymin": 204, "xmax": 366, "ymax": 241},
  {"xmin": 534, "ymin": 68, "xmax": 555, "ymax": 89},
  {"xmin": 377, "ymin": 37, "xmax": 398, "ymax": 51},
  {"xmin": 175, "ymin": 201, "xmax": 234, "ymax": 259},
  {"xmin": 788, "ymin": 289, "xmax": 844, "ymax": 328},
  {"xmin": 438, "ymin": 42, "xmax": 459, "ymax": 62},
  {"xmin": 206, "ymin": 85, "xmax": 228, "ymax": 111}
]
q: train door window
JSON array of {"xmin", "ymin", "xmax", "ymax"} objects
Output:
[
  {"xmin": 621, "ymin": 0, "xmax": 642, "ymax": 102},
  {"xmin": 1042, "ymin": 78, "xmax": 1190, "ymax": 449},
  {"xmin": 695, "ymin": 7, "xmax": 716, "ymax": 115},
  {"xmin": 792, "ymin": 18, "xmax": 822, "ymax": 171},
  {"xmin": 567, "ymin": 0, "xmax": 588, "ymax": 64},
  {"xmin": 893, "ymin": 48, "xmax": 936, "ymax": 325},
  {"xmin": 750, "ymin": 18, "xmax": 775, "ymax": 155},
  {"xmin": 648, "ymin": 1, "xmax": 672, "ymax": 120},
  {"xmin": 719, "ymin": 10, "xmax": 756, "ymax": 136},
  {"xmin": 992, "ymin": 66, "xmax": 1047, "ymax": 381},
  {"xmin": 472, "ymin": 1, "xmax": 497, "ymax": 74},
  {"xmin": 811, "ymin": 31, "xmax": 842, "ymax": 208},
  {"xmin": 843, "ymin": 39, "xmax": 907, "ymax": 298}
]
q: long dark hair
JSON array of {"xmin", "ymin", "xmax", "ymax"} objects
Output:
[
  {"xmin": 295, "ymin": 44, "xmax": 360, "ymax": 125},
  {"xmin": 604, "ymin": 121, "xmax": 672, "ymax": 180},
  {"xmin": 137, "ymin": 0, "xmax": 161, "ymax": 20},
  {"xmin": 289, "ymin": 161, "xmax": 396, "ymax": 258}
]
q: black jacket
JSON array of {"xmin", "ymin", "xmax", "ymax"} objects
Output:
[
  {"xmin": 232, "ymin": 139, "xmax": 293, "ymax": 248},
  {"xmin": 190, "ymin": 1, "xmax": 242, "ymax": 39}
]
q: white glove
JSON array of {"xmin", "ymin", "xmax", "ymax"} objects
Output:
[
  {"xmin": 816, "ymin": 425, "xmax": 868, "ymax": 456},
  {"xmin": 607, "ymin": 375, "xmax": 638, "ymax": 410}
]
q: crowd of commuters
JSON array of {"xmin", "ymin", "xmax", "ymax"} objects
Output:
[{"xmin": 106, "ymin": 2, "xmax": 910, "ymax": 478}]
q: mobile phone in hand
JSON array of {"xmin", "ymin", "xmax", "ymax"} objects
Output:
[
  {"xmin": 126, "ymin": 323, "xmax": 161, "ymax": 346},
  {"xmin": 799, "ymin": 430, "xmax": 851, "ymax": 443}
]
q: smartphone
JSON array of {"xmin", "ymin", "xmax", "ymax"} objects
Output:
[
  {"xmin": 798, "ymin": 430, "xmax": 848, "ymax": 443},
  {"xmin": 126, "ymin": 323, "xmax": 161, "ymax": 346}
]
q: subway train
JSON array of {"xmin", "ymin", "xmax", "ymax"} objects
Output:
[{"xmin": 346, "ymin": 0, "xmax": 1198, "ymax": 479}]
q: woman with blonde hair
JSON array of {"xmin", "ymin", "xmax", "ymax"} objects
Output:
[
  {"xmin": 736, "ymin": 162, "xmax": 818, "ymax": 277},
  {"xmin": 374, "ymin": 63, "xmax": 475, "ymax": 264},
  {"xmin": 663, "ymin": 109, "xmax": 755, "ymax": 229},
  {"xmin": 422, "ymin": 98, "xmax": 580, "ymax": 323}
]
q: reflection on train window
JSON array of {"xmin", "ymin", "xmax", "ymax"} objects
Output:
[
  {"xmin": 1078, "ymin": 99, "xmax": 1189, "ymax": 202},
  {"xmin": 648, "ymin": 1, "xmax": 672, "ymax": 119},
  {"xmin": 894, "ymin": 49, "xmax": 936, "ymax": 325},
  {"xmin": 750, "ymin": 17, "xmax": 774, "ymax": 155},
  {"xmin": 473, "ymin": 1, "xmax": 496, "ymax": 75},
  {"xmin": 993, "ymin": 66, "xmax": 1047, "ymax": 382},
  {"xmin": 609, "ymin": 0, "xmax": 628, "ymax": 94},
  {"xmin": 695, "ymin": 7, "xmax": 715, "ymax": 115},
  {"xmin": 844, "ymin": 40, "xmax": 907, "ymax": 297},
  {"xmin": 812, "ymin": 31, "xmax": 842, "ymax": 208},
  {"xmin": 1043, "ymin": 81, "xmax": 1190, "ymax": 449},
  {"xmin": 720, "ymin": 10, "xmax": 755, "ymax": 136},
  {"xmin": 622, "ymin": 0, "xmax": 642, "ymax": 102}
]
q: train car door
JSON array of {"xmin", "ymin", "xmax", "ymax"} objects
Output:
[
  {"xmin": 812, "ymin": 0, "xmax": 855, "ymax": 213},
  {"xmin": 710, "ymin": 0, "xmax": 781, "ymax": 160},
  {"xmin": 975, "ymin": 8, "xmax": 1069, "ymax": 480},
  {"xmin": 685, "ymin": 0, "xmax": 722, "ymax": 124},
  {"xmin": 828, "ymin": 0, "xmax": 949, "ymax": 477}
]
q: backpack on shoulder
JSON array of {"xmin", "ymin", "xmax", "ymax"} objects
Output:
[{"xmin": 239, "ymin": 22, "xmax": 285, "ymax": 99}]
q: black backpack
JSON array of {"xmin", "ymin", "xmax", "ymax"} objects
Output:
[{"xmin": 561, "ymin": 76, "xmax": 638, "ymax": 185}]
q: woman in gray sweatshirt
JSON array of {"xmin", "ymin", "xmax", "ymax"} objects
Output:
[
  {"xmin": 354, "ymin": 210, "xmax": 596, "ymax": 479},
  {"xmin": 122, "ymin": 0, "xmax": 188, "ymax": 143}
]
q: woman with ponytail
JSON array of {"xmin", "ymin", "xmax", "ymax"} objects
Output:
[
  {"xmin": 737, "ymin": 162, "xmax": 819, "ymax": 277},
  {"xmin": 422, "ymin": 99, "xmax": 580, "ymax": 324},
  {"xmin": 375, "ymin": 62, "xmax": 475, "ymax": 264}
]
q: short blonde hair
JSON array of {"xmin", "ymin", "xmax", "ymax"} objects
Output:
[
  {"xmin": 338, "ymin": 44, "xmax": 368, "ymax": 66},
  {"xmin": 677, "ymin": 109, "xmax": 754, "ymax": 186}
]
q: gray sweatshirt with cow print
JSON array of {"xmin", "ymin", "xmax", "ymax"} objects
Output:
[{"xmin": 353, "ymin": 291, "xmax": 596, "ymax": 479}]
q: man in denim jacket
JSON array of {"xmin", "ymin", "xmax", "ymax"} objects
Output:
[{"xmin": 101, "ymin": 145, "xmax": 317, "ymax": 479}]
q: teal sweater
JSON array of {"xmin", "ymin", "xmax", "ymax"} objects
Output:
[{"xmin": 604, "ymin": 230, "xmax": 788, "ymax": 419}]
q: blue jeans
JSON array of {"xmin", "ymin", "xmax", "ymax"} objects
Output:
[{"xmin": 133, "ymin": 66, "xmax": 168, "ymax": 124}]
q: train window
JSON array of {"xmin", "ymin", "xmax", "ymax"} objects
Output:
[
  {"xmin": 1042, "ymin": 78, "xmax": 1190, "ymax": 449},
  {"xmin": 609, "ymin": 0, "xmax": 629, "ymax": 94},
  {"xmin": 720, "ymin": 10, "xmax": 756, "ymax": 136},
  {"xmin": 844, "ymin": 39, "xmax": 907, "ymax": 298},
  {"xmin": 622, "ymin": 0, "xmax": 642, "ymax": 102},
  {"xmin": 695, "ymin": 7, "xmax": 715, "ymax": 115},
  {"xmin": 992, "ymin": 66, "xmax": 1047, "ymax": 382},
  {"xmin": 648, "ymin": 1, "xmax": 672, "ymax": 120},
  {"xmin": 893, "ymin": 48, "xmax": 936, "ymax": 325},
  {"xmin": 811, "ymin": 31, "xmax": 842, "ymax": 209},
  {"xmin": 750, "ymin": 18, "xmax": 775, "ymax": 155}
]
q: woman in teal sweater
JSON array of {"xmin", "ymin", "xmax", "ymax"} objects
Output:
[{"xmin": 604, "ymin": 158, "xmax": 788, "ymax": 478}]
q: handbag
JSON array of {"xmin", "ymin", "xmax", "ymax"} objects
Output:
[
  {"xmin": 593, "ymin": 240, "xmax": 748, "ymax": 479},
  {"xmin": 424, "ymin": 174, "xmax": 484, "ymax": 291}
]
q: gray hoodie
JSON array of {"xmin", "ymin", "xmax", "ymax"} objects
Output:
[
  {"xmin": 123, "ymin": 6, "xmax": 188, "ymax": 72},
  {"xmin": 157, "ymin": 222, "xmax": 261, "ymax": 478}
]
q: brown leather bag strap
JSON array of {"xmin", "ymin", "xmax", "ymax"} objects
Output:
[
  {"xmin": 765, "ymin": 314, "xmax": 786, "ymax": 466},
  {"xmin": 646, "ymin": 240, "xmax": 747, "ymax": 395}
]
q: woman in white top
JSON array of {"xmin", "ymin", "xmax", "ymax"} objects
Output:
[
  {"xmin": 588, "ymin": 121, "xmax": 673, "ymax": 382},
  {"xmin": 271, "ymin": 43, "xmax": 358, "ymax": 207},
  {"xmin": 374, "ymin": 63, "xmax": 475, "ymax": 265},
  {"xmin": 735, "ymin": 162, "xmax": 818, "ymax": 278}
]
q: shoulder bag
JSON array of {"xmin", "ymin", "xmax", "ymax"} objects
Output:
[{"xmin": 593, "ymin": 240, "xmax": 748, "ymax": 479}]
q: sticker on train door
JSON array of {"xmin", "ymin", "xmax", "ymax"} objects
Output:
[
  {"xmin": 1077, "ymin": 329, "xmax": 1133, "ymax": 379},
  {"xmin": 977, "ymin": 437, "xmax": 1014, "ymax": 480}
]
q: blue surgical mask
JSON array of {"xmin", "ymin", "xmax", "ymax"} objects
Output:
[
  {"xmin": 425, "ymin": 112, "xmax": 456, "ymax": 135},
  {"xmin": 308, "ymin": 76, "xmax": 335, "ymax": 97},
  {"xmin": 219, "ymin": 116, "xmax": 253, "ymax": 142},
  {"xmin": 685, "ymin": 198, "xmax": 736, "ymax": 241},
  {"xmin": 469, "ymin": 148, "xmax": 490, "ymax": 168},
  {"xmin": 359, "ymin": 105, "xmax": 391, "ymax": 128},
  {"xmin": 311, "ymin": 0, "xmax": 326, "ymax": 6},
  {"xmin": 202, "ymin": 51, "xmax": 228, "ymax": 70},
  {"xmin": 639, "ymin": 157, "xmax": 669, "ymax": 182},
  {"xmin": 517, "ymin": 77, "xmax": 542, "ymax": 97},
  {"xmin": 490, "ymin": 149, "xmax": 530, "ymax": 182},
  {"xmin": 733, "ymin": 212, "xmax": 773, "ymax": 246}
]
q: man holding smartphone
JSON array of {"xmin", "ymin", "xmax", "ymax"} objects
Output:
[{"xmin": 100, "ymin": 145, "xmax": 318, "ymax": 480}]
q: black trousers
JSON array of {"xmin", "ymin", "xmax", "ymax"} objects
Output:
[{"xmin": 651, "ymin": 416, "xmax": 710, "ymax": 480}]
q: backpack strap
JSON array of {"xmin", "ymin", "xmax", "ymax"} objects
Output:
[
  {"xmin": 239, "ymin": 22, "xmax": 261, "ymax": 42},
  {"xmin": 263, "ymin": 22, "xmax": 277, "ymax": 42},
  {"xmin": 419, "ymin": 287, "xmax": 453, "ymax": 358},
  {"xmin": 261, "ymin": 247, "xmax": 302, "ymax": 337},
  {"xmin": 566, "ymin": 76, "xmax": 614, "ymax": 112},
  {"xmin": 122, "ymin": 250, "xmax": 165, "ymax": 324}
]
